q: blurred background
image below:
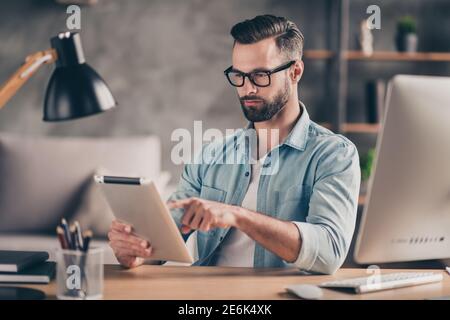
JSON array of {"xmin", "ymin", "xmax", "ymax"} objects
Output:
[{"xmin": 1, "ymin": 0, "xmax": 449, "ymax": 180}]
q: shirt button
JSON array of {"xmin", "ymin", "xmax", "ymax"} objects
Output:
[{"xmin": 245, "ymin": 172, "xmax": 250, "ymax": 177}]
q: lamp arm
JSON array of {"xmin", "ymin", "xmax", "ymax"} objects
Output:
[{"xmin": 0, "ymin": 48, "xmax": 57, "ymax": 109}]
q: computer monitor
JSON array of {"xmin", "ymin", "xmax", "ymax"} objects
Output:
[{"xmin": 354, "ymin": 75, "xmax": 450, "ymax": 264}]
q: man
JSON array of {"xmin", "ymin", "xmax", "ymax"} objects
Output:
[{"xmin": 108, "ymin": 15, "xmax": 360, "ymax": 274}]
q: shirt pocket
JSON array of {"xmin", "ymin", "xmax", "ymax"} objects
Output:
[
  {"xmin": 276, "ymin": 184, "xmax": 312, "ymax": 221},
  {"xmin": 199, "ymin": 185, "xmax": 227, "ymax": 203}
]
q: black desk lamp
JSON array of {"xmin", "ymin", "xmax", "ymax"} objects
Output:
[
  {"xmin": 0, "ymin": 32, "xmax": 116, "ymax": 300},
  {"xmin": 0, "ymin": 31, "xmax": 116, "ymax": 121}
]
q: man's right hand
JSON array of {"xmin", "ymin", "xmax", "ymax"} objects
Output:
[{"xmin": 108, "ymin": 219, "xmax": 153, "ymax": 269}]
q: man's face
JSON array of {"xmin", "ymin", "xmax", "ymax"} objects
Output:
[{"xmin": 231, "ymin": 37, "xmax": 294, "ymax": 122}]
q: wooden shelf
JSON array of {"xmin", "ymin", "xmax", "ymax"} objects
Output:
[
  {"xmin": 318, "ymin": 122, "xmax": 332, "ymax": 129},
  {"xmin": 303, "ymin": 50, "xmax": 334, "ymax": 60},
  {"xmin": 303, "ymin": 51, "xmax": 450, "ymax": 61},
  {"xmin": 358, "ymin": 194, "xmax": 366, "ymax": 206},
  {"xmin": 342, "ymin": 123, "xmax": 380, "ymax": 133},
  {"xmin": 346, "ymin": 51, "xmax": 450, "ymax": 62},
  {"xmin": 318, "ymin": 122, "xmax": 381, "ymax": 134}
]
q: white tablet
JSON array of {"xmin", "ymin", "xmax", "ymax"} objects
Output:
[{"xmin": 94, "ymin": 175, "xmax": 193, "ymax": 264}]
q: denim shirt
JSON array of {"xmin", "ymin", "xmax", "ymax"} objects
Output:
[{"xmin": 168, "ymin": 102, "xmax": 361, "ymax": 274}]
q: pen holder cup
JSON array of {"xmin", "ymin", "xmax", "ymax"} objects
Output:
[{"xmin": 56, "ymin": 247, "xmax": 104, "ymax": 300}]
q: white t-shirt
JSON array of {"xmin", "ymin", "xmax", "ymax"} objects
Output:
[{"xmin": 213, "ymin": 156, "xmax": 266, "ymax": 267}]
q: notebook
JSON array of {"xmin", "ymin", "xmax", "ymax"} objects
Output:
[
  {"xmin": 0, "ymin": 250, "xmax": 49, "ymax": 272},
  {"xmin": 0, "ymin": 261, "xmax": 56, "ymax": 284}
]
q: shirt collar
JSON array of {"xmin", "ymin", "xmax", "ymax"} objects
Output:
[{"xmin": 245, "ymin": 101, "xmax": 310, "ymax": 152}]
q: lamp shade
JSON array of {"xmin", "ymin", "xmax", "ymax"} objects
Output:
[{"xmin": 43, "ymin": 32, "xmax": 116, "ymax": 121}]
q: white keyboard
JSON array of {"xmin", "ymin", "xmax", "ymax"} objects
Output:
[{"xmin": 320, "ymin": 272, "xmax": 443, "ymax": 294}]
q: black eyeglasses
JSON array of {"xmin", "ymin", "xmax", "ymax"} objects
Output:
[{"xmin": 224, "ymin": 60, "xmax": 295, "ymax": 87}]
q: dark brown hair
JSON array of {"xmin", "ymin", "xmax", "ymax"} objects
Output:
[{"xmin": 230, "ymin": 15, "xmax": 304, "ymax": 59}]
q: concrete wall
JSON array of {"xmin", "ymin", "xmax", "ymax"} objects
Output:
[{"xmin": 1, "ymin": 0, "xmax": 449, "ymax": 180}]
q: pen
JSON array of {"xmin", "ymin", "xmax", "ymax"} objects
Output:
[
  {"xmin": 56, "ymin": 226, "xmax": 69, "ymax": 249},
  {"xmin": 74, "ymin": 221, "xmax": 84, "ymax": 251},
  {"xmin": 61, "ymin": 218, "xmax": 74, "ymax": 250},
  {"xmin": 82, "ymin": 230, "xmax": 92, "ymax": 252},
  {"xmin": 70, "ymin": 224, "xmax": 80, "ymax": 251},
  {"xmin": 79, "ymin": 229, "xmax": 92, "ymax": 298}
]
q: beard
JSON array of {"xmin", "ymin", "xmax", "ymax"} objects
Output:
[{"xmin": 239, "ymin": 79, "xmax": 290, "ymax": 122}]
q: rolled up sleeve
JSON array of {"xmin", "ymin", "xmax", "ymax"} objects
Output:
[{"xmin": 288, "ymin": 139, "xmax": 361, "ymax": 274}]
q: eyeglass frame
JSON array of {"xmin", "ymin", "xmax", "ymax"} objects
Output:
[{"xmin": 224, "ymin": 60, "xmax": 296, "ymax": 88}]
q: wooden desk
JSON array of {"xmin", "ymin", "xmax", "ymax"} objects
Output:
[{"xmin": 19, "ymin": 265, "xmax": 450, "ymax": 300}]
